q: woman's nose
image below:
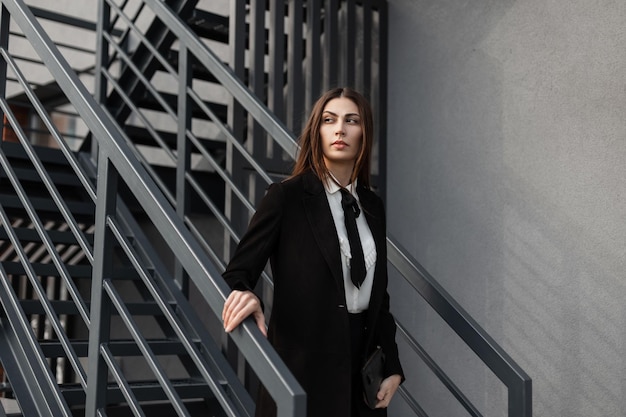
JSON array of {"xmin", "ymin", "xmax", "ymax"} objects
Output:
[{"xmin": 335, "ymin": 122, "xmax": 345, "ymax": 135}]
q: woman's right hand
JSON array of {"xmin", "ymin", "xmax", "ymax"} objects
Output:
[{"xmin": 222, "ymin": 290, "xmax": 267, "ymax": 337}]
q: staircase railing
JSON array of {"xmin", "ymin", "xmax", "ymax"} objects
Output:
[
  {"xmin": 0, "ymin": 0, "xmax": 532, "ymax": 416},
  {"xmin": 387, "ymin": 238, "xmax": 532, "ymax": 417},
  {"xmin": 0, "ymin": 1, "xmax": 305, "ymax": 416},
  {"xmin": 93, "ymin": 1, "xmax": 531, "ymax": 416}
]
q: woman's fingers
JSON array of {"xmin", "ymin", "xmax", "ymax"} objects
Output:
[
  {"xmin": 222, "ymin": 290, "xmax": 265, "ymax": 335},
  {"xmin": 374, "ymin": 374, "xmax": 402, "ymax": 409}
]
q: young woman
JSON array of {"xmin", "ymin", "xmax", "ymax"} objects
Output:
[{"xmin": 222, "ymin": 87, "xmax": 404, "ymax": 417}]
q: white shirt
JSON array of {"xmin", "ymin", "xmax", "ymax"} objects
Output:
[{"xmin": 324, "ymin": 178, "xmax": 377, "ymax": 313}]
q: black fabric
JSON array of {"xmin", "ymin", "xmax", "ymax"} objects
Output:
[
  {"xmin": 350, "ymin": 312, "xmax": 367, "ymax": 417},
  {"xmin": 223, "ymin": 172, "xmax": 404, "ymax": 417},
  {"xmin": 340, "ymin": 188, "xmax": 366, "ymax": 288}
]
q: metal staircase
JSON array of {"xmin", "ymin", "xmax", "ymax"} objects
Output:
[{"xmin": 0, "ymin": 0, "xmax": 531, "ymax": 416}]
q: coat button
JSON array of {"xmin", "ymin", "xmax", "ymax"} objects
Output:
[{"xmin": 338, "ymin": 304, "xmax": 345, "ymax": 308}]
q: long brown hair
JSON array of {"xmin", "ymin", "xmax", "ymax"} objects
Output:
[{"xmin": 291, "ymin": 87, "xmax": 374, "ymax": 188}]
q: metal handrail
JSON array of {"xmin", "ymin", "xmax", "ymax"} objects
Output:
[
  {"xmin": 0, "ymin": 0, "xmax": 532, "ymax": 416},
  {"xmin": 134, "ymin": 2, "xmax": 533, "ymax": 415},
  {"xmin": 0, "ymin": 1, "xmax": 306, "ymax": 416},
  {"xmin": 141, "ymin": 0, "xmax": 299, "ymax": 160},
  {"xmin": 387, "ymin": 237, "xmax": 532, "ymax": 417}
]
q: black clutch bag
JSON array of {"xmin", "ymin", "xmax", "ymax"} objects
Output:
[{"xmin": 360, "ymin": 345, "xmax": 385, "ymax": 409}]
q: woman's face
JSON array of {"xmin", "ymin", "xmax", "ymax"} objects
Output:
[{"xmin": 319, "ymin": 97, "xmax": 363, "ymax": 170}]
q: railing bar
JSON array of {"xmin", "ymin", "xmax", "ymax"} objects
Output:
[
  {"xmin": 183, "ymin": 174, "xmax": 241, "ymax": 244},
  {"xmin": 387, "ymin": 237, "xmax": 532, "ymax": 387},
  {"xmin": 345, "ymin": 0, "xmax": 356, "ymax": 87},
  {"xmin": 0, "ymin": 104, "xmax": 92, "ymax": 329},
  {"xmin": 103, "ymin": 0, "xmax": 178, "ymax": 78},
  {"xmin": 184, "ymin": 129, "xmax": 257, "ymax": 213},
  {"xmin": 7, "ymin": 126, "xmax": 85, "ymax": 140},
  {"xmin": 0, "ymin": 99, "xmax": 93, "ymax": 267},
  {"xmin": 324, "ymin": 0, "xmax": 339, "ymax": 89},
  {"xmin": 143, "ymin": 0, "xmax": 299, "ymax": 159},
  {"xmin": 101, "ymin": 30, "xmax": 179, "ymax": 124},
  {"xmin": 99, "ymin": 66, "xmax": 176, "ymax": 164},
  {"xmin": 183, "ymin": 135, "xmax": 254, "ymax": 214},
  {"xmin": 182, "ymin": 174, "xmax": 276, "ymax": 290},
  {"xmin": 186, "ymin": 87, "xmax": 274, "ymax": 187},
  {"xmin": 397, "ymin": 385, "xmax": 430, "ymax": 417},
  {"xmin": 99, "ymin": 69, "xmax": 177, "ymax": 206},
  {"xmin": 110, "ymin": 198, "xmax": 256, "ymax": 417},
  {"xmin": 268, "ymin": 0, "xmax": 285, "ymax": 120},
  {"xmin": 286, "ymin": 0, "xmax": 303, "ymax": 131},
  {"xmin": 99, "ymin": 344, "xmax": 147, "ymax": 417},
  {"xmin": 396, "ymin": 321, "xmax": 483, "ymax": 417},
  {"xmin": 108, "ymin": 0, "xmax": 136, "ymax": 32},
  {"xmin": 0, "ymin": 201, "xmax": 88, "ymax": 388},
  {"xmin": 102, "ymin": 278, "xmax": 191, "ymax": 417},
  {"xmin": 29, "ymin": 5, "xmax": 123, "ymax": 37},
  {"xmin": 0, "ymin": 49, "xmax": 97, "ymax": 202},
  {"xmin": 4, "ymin": 52, "xmax": 51, "ymax": 66},
  {"xmin": 305, "ymin": 0, "xmax": 322, "ymax": 112},
  {"xmin": 376, "ymin": 0, "xmax": 388, "ymax": 198},
  {"xmin": 0, "ymin": 265, "xmax": 72, "ymax": 417},
  {"xmin": 106, "ymin": 217, "xmax": 242, "ymax": 417},
  {"xmin": 0, "ymin": 53, "xmax": 97, "ymax": 255},
  {"xmin": 5, "ymin": 0, "xmax": 301, "ymax": 412}
]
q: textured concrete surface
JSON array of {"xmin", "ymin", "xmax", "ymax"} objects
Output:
[{"xmin": 386, "ymin": 1, "xmax": 626, "ymax": 416}]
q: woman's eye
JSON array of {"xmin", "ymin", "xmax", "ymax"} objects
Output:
[
  {"xmin": 323, "ymin": 117, "xmax": 334, "ymax": 123},
  {"xmin": 347, "ymin": 118, "xmax": 359, "ymax": 124}
]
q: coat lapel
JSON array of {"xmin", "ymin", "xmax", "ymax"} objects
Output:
[{"xmin": 302, "ymin": 172, "xmax": 345, "ymax": 295}]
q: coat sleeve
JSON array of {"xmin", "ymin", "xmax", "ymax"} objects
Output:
[{"xmin": 222, "ymin": 183, "xmax": 284, "ymax": 292}]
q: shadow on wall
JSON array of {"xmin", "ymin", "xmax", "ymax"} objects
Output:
[{"xmin": 387, "ymin": 0, "xmax": 626, "ymax": 416}]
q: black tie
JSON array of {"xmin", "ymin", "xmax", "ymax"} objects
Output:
[{"xmin": 340, "ymin": 188, "xmax": 366, "ymax": 288}]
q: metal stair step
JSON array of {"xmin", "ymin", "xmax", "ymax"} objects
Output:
[
  {"xmin": 19, "ymin": 300, "xmax": 176, "ymax": 316},
  {"xmin": 0, "ymin": 166, "xmax": 86, "ymax": 189},
  {"xmin": 187, "ymin": 9, "xmax": 228, "ymax": 43},
  {"xmin": 136, "ymin": 92, "xmax": 227, "ymax": 123},
  {"xmin": 123, "ymin": 125, "xmax": 226, "ymax": 152},
  {"xmin": 1, "ymin": 262, "xmax": 138, "ymax": 281},
  {"xmin": 39, "ymin": 338, "xmax": 202, "ymax": 357},
  {"xmin": 2, "ymin": 262, "xmax": 92, "ymax": 279},
  {"xmin": 60, "ymin": 378, "xmax": 219, "ymax": 406},
  {"xmin": 0, "ymin": 227, "xmax": 94, "ymax": 246},
  {"xmin": 0, "ymin": 195, "xmax": 95, "ymax": 221}
]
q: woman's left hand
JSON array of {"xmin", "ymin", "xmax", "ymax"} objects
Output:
[{"xmin": 375, "ymin": 374, "xmax": 402, "ymax": 409}]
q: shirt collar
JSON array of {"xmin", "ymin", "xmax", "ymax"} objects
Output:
[{"xmin": 324, "ymin": 172, "xmax": 358, "ymax": 196}]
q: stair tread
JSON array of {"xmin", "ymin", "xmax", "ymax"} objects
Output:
[
  {"xmin": 137, "ymin": 92, "xmax": 227, "ymax": 122},
  {"xmin": 19, "ymin": 300, "xmax": 175, "ymax": 316},
  {"xmin": 0, "ymin": 227, "xmax": 94, "ymax": 245},
  {"xmin": 39, "ymin": 338, "xmax": 202, "ymax": 357},
  {"xmin": 2, "ymin": 262, "xmax": 92, "ymax": 278},
  {"xmin": 187, "ymin": 9, "xmax": 228, "ymax": 43},
  {"xmin": 0, "ymin": 195, "xmax": 95, "ymax": 218},
  {"xmin": 60, "ymin": 378, "xmax": 221, "ymax": 406},
  {"xmin": 124, "ymin": 125, "xmax": 226, "ymax": 151}
]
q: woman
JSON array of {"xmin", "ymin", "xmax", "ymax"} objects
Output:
[{"xmin": 222, "ymin": 87, "xmax": 404, "ymax": 417}]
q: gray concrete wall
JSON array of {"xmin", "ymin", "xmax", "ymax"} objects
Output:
[{"xmin": 385, "ymin": 1, "xmax": 626, "ymax": 416}]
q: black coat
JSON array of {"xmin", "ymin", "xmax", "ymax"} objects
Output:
[{"xmin": 223, "ymin": 171, "xmax": 404, "ymax": 417}]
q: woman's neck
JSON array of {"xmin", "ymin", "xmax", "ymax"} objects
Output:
[{"xmin": 327, "ymin": 165, "xmax": 354, "ymax": 188}]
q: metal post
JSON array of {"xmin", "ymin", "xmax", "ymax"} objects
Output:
[
  {"xmin": 286, "ymin": 0, "xmax": 303, "ymax": 132},
  {"xmin": 175, "ymin": 44, "xmax": 192, "ymax": 296},
  {"xmin": 305, "ymin": 0, "xmax": 322, "ymax": 113},
  {"xmin": 0, "ymin": 4, "xmax": 10, "ymax": 136},
  {"xmin": 324, "ymin": 0, "xmax": 339, "ymax": 89},
  {"xmin": 85, "ymin": 152, "xmax": 118, "ymax": 416},
  {"xmin": 92, "ymin": 0, "xmax": 110, "ymax": 163}
]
